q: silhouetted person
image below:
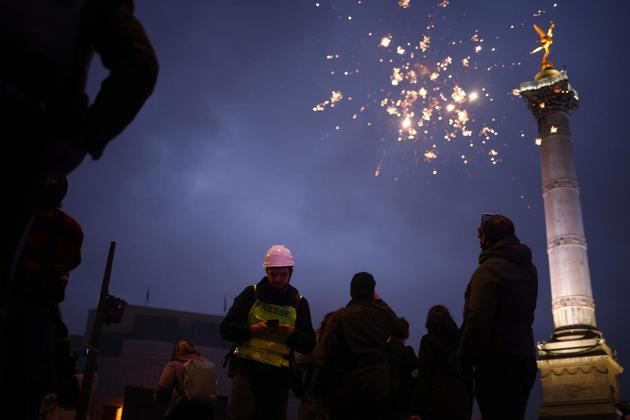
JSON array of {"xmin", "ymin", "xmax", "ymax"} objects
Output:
[
  {"xmin": 1, "ymin": 176, "xmax": 83, "ymax": 419},
  {"xmin": 319, "ymin": 272, "xmax": 399, "ymax": 420},
  {"xmin": 459, "ymin": 214, "xmax": 538, "ymax": 420},
  {"xmin": 411, "ymin": 305, "xmax": 470, "ymax": 420},
  {"xmin": 155, "ymin": 339, "xmax": 216, "ymax": 420},
  {"xmin": 0, "ymin": 0, "xmax": 159, "ymax": 321},
  {"xmin": 296, "ymin": 311, "xmax": 335, "ymax": 420},
  {"xmin": 386, "ymin": 317, "xmax": 418, "ymax": 420}
]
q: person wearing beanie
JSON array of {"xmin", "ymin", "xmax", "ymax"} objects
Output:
[
  {"xmin": 458, "ymin": 214, "xmax": 538, "ymax": 420},
  {"xmin": 318, "ymin": 272, "xmax": 399, "ymax": 420}
]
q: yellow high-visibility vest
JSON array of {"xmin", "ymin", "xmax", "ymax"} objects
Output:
[{"xmin": 235, "ymin": 286, "xmax": 299, "ymax": 368}]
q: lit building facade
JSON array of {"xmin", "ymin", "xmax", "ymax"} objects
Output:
[{"xmin": 79, "ymin": 304, "xmax": 232, "ymax": 419}]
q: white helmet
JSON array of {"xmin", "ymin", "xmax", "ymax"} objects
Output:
[{"xmin": 262, "ymin": 245, "xmax": 294, "ymax": 268}]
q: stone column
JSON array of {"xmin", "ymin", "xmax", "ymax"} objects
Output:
[
  {"xmin": 520, "ymin": 70, "xmax": 595, "ymax": 329},
  {"xmin": 520, "ymin": 69, "xmax": 623, "ymax": 419}
]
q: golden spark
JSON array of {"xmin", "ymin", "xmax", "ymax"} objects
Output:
[
  {"xmin": 424, "ymin": 150, "xmax": 438, "ymax": 161},
  {"xmin": 419, "ymin": 35, "xmax": 431, "ymax": 52}
]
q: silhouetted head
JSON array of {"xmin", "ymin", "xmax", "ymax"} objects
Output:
[
  {"xmin": 392, "ymin": 316, "xmax": 410, "ymax": 341},
  {"xmin": 350, "ymin": 272, "xmax": 376, "ymax": 301},
  {"xmin": 479, "ymin": 214, "xmax": 515, "ymax": 250},
  {"xmin": 425, "ymin": 305, "xmax": 459, "ymax": 345},
  {"xmin": 173, "ymin": 339, "xmax": 200, "ymax": 359}
]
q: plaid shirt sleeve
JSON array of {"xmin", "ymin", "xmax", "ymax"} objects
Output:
[{"xmin": 21, "ymin": 207, "xmax": 84, "ymax": 276}]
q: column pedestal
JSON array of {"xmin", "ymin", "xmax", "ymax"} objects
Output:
[{"xmin": 538, "ymin": 328, "xmax": 623, "ymax": 419}]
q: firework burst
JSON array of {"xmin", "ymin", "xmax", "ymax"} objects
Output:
[{"xmin": 311, "ymin": 0, "xmax": 550, "ymax": 177}]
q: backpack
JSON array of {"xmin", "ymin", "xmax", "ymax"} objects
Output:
[{"xmin": 180, "ymin": 359, "xmax": 217, "ymax": 404}]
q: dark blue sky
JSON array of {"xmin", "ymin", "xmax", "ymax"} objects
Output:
[{"xmin": 62, "ymin": 1, "xmax": 630, "ymax": 416}]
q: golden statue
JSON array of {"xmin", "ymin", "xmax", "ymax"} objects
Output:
[{"xmin": 530, "ymin": 21, "xmax": 555, "ymax": 71}]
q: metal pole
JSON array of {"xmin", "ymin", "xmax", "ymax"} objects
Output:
[{"xmin": 75, "ymin": 241, "xmax": 116, "ymax": 420}]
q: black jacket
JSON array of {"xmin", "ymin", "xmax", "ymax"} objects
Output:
[
  {"xmin": 319, "ymin": 299, "xmax": 398, "ymax": 408},
  {"xmin": 459, "ymin": 235, "xmax": 538, "ymax": 365},
  {"xmin": 414, "ymin": 330, "xmax": 470, "ymax": 420},
  {"xmin": 220, "ymin": 278, "xmax": 315, "ymax": 378},
  {"xmin": 387, "ymin": 340, "xmax": 418, "ymax": 418}
]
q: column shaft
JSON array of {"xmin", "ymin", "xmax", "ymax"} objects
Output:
[{"xmin": 538, "ymin": 111, "xmax": 596, "ymax": 329}]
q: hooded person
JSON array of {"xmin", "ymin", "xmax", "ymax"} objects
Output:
[
  {"xmin": 220, "ymin": 245, "xmax": 315, "ymax": 420},
  {"xmin": 319, "ymin": 272, "xmax": 399, "ymax": 420},
  {"xmin": 458, "ymin": 214, "xmax": 538, "ymax": 420}
]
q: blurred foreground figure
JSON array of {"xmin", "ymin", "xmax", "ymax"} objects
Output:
[
  {"xmin": 220, "ymin": 245, "xmax": 315, "ymax": 420},
  {"xmin": 319, "ymin": 272, "xmax": 399, "ymax": 420},
  {"xmin": 1, "ymin": 176, "xmax": 83, "ymax": 419},
  {"xmin": 411, "ymin": 305, "xmax": 470, "ymax": 420},
  {"xmin": 0, "ymin": 0, "xmax": 158, "ymax": 318},
  {"xmin": 459, "ymin": 214, "xmax": 538, "ymax": 420},
  {"xmin": 155, "ymin": 339, "xmax": 217, "ymax": 420}
]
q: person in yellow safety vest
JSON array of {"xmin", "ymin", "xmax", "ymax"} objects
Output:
[{"xmin": 220, "ymin": 245, "xmax": 315, "ymax": 420}]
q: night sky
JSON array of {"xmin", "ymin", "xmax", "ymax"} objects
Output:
[{"xmin": 62, "ymin": 0, "xmax": 630, "ymax": 416}]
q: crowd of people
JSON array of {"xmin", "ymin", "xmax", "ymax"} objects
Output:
[
  {"xmin": 208, "ymin": 217, "xmax": 539, "ymax": 420},
  {"xmin": 2, "ymin": 2, "xmax": 618, "ymax": 420}
]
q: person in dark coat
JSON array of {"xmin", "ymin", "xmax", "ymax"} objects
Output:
[
  {"xmin": 0, "ymin": 0, "xmax": 159, "ymax": 324},
  {"xmin": 155, "ymin": 339, "xmax": 215, "ymax": 420},
  {"xmin": 411, "ymin": 305, "xmax": 470, "ymax": 420},
  {"xmin": 459, "ymin": 214, "xmax": 538, "ymax": 420},
  {"xmin": 319, "ymin": 272, "xmax": 399, "ymax": 420},
  {"xmin": 220, "ymin": 245, "xmax": 315, "ymax": 420},
  {"xmin": 296, "ymin": 311, "xmax": 335, "ymax": 420},
  {"xmin": 386, "ymin": 317, "xmax": 418, "ymax": 420}
]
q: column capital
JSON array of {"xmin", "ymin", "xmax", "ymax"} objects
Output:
[{"xmin": 519, "ymin": 71, "xmax": 579, "ymax": 119}]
